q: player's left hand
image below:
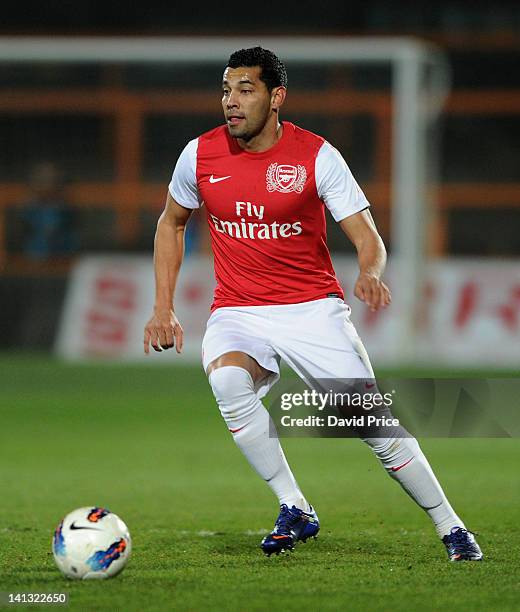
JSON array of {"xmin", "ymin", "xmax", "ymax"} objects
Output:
[{"xmin": 354, "ymin": 272, "xmax": 391, "ymax": 312}]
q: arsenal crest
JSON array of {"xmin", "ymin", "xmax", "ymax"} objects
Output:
[{"xmin": 266, "ymin": 163, "xmax": 307, "ymax": 194}]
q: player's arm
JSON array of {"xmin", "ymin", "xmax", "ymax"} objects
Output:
[
  {"xmin": 144, "ymin": 193, "xmax": 192, "ymax": 354},
  {"xmin": 339, "ymin": 209, "xmax": 391, "ymax": 312}
]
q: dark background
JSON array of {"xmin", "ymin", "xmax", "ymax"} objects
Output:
[
  {"xmin": 2, "ymin": 1, "xmax": 520, "ymax": 34},
  {"xmin": 1, "ymin": 1, "xmax": 519, "ymax": 349}
]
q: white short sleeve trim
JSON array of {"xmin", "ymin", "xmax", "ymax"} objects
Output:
[
  {"xmin": 315, "ymin": 141, "xmax": 370, "ymax": 222},
  {"xmin": 168, "ymin": 138, "xmax": 202, "ymax": 209}
]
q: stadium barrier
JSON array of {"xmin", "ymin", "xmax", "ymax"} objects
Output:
[{"xmin": 55, "ymin": 255, "xmax": 520, "ymax": 367}]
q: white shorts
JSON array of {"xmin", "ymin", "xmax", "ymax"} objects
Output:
[{"xmin": 202, "ymin": 297, "xmax": 374, "ymax": 398}]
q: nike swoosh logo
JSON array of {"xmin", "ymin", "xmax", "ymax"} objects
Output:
[
  {"xmin": 390, "ymin": 457, "xmax": 414, "ymax": 472},
  {"xmin": 70, "ymin": 522, "xmax": 102, "ymax": 531},
  {"xmin": 209, "ymin": 175, "xmax": 231, "ymax": 183}
]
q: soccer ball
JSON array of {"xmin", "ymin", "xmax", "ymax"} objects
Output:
[{"xmin": 52, "ymin": 507, "xmax": 131, "ymax": 580}]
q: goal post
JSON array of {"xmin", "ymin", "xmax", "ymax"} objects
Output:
[{"xmin": 0, "ymin": 36, "xmax": 450, "ymax": 363}]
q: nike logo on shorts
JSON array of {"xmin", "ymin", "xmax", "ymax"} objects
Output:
[{"xmin": 209, "ymin": 175, "xmax": 231, "ymax": 183}]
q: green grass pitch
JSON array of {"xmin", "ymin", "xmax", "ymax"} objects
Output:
[{"xmin": 0, "ymin": 356, "xmax": 519, "ymax": 611}]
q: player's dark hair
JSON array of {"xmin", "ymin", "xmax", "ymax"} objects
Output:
[{"xmin": 227, "ymin": 46, "xmax": 288, "ymax": 91}]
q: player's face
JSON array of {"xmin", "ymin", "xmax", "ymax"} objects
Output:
[{"xmin": 222, "ymin": 66, "xmax": 273, "ymax": 141}]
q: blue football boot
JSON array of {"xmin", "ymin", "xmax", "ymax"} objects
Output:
[
  {"xmin": 442, "ymin": 526, "xmax": 483, "ymax": 561},
  {"xmin": 261, "ymin": 504, "xmax": 320, "ymax": 556}
]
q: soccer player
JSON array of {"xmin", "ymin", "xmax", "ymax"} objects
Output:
[{"xmin": 144, "ymin": 47, "xmax": 482, "ymax": 561}]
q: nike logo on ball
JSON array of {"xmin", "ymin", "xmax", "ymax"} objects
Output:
[
  {"xmin": 70, "ymin": 522, "xmax": 101, "ymax": 531},
  {"xmin": 209, "ymin": 175, "xmax": 231, "ymax": 183}
]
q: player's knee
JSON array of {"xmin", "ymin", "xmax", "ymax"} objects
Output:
[
  {"xmin": 208, "ymin": 365, "xmax": 254, "ymax": 401},
  {"xmin": 208, "ymin": 366, "xmax": 257, "ymax": 424}
]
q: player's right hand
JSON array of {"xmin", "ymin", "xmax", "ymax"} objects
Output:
[{"xmin": 143, "ymin": 308, "xmax": 183, "ymax": 355}]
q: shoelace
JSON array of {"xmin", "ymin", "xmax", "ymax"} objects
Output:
[
  {"xmin": 275, "ymin": 505, "xmax": 300, "ymax": 534},
  {"xmin": 450, "ymin": 528, "xmax": 477, "ymax": 552}
]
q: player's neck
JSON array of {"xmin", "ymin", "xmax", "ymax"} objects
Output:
[{"xmin": 237, "ymin": 120, "xmax": 283, "ymax": 153}]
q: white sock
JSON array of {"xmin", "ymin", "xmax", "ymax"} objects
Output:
[
  {"xmin": 364, "ymin": 435, "xmax": 465, "ymax": 537},
  {"xmin": 209, "ymin": 366, "xmax": 310, "ymax": 512}
]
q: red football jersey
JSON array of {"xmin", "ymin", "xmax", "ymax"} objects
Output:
[{"xmin": 169, "ymin": 121, "xmax": 369, "ymax": 311}]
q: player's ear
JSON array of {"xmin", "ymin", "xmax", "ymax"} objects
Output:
[{"xmin": 271, "ymin": 86, "xmax": 286, "ymax": 111}]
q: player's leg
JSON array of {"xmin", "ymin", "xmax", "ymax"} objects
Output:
[
  {"xmin": 339, "ymin": 319, "xmax": 479, "ymax": 554},
  {"xmin": 337, "ymin": 321, "xmax": 468, "ymax": 539},
  {"xmin": 207, "ymin": 351, "xmax": 310, "ymax": 512},
  {"xmin": 272, "ymin": 298, "xmax": 481, "ymax": 559},
  {"xmin": 361, "ymin": 431, "xmax": 482, "ymax": 560},
  {"xmin": 207, "ymin": 350, "xmax": 319, "ymax": 554}
]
